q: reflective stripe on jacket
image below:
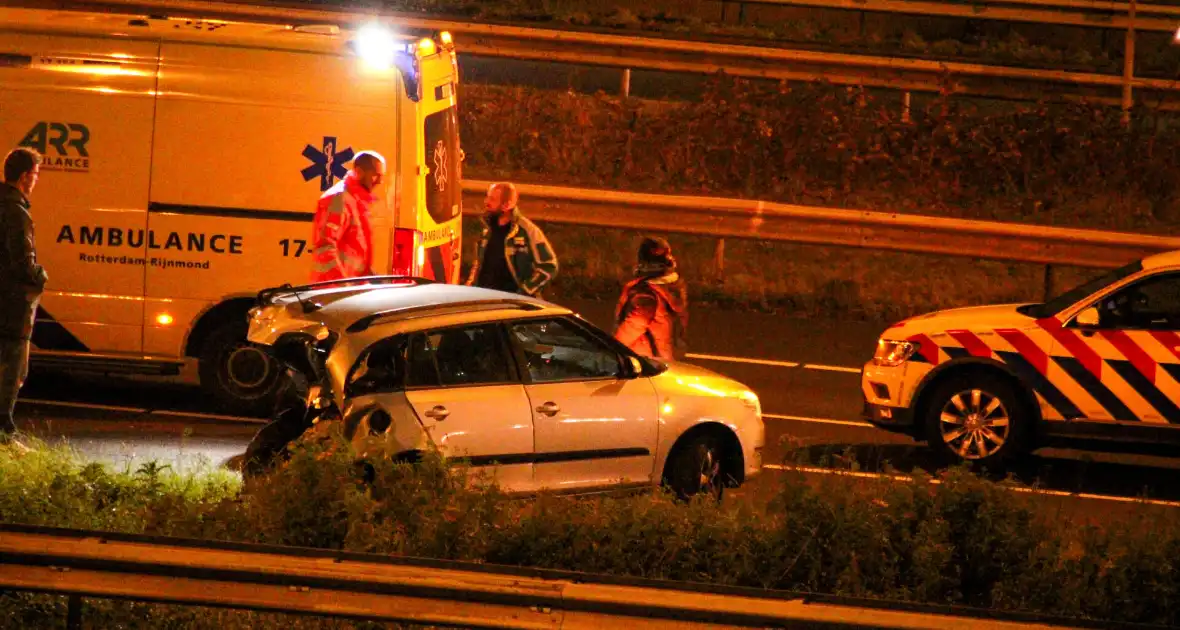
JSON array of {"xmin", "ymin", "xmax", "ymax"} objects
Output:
[
  {"xmin": 466, "ymin": 209, "xmax": 558, "ymax": 296},
  {"xmin": 310, "ymin": 173, "xmax": 374, "ymax": 282}
]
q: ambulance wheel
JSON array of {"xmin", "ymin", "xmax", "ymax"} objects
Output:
[
  {"xmin": 923, "ymin": 374, "xmax": 1029, "ymax": 467},
  {"xmin": 198, "ymin": 321, "xmax": 282, "ymax": 417}
]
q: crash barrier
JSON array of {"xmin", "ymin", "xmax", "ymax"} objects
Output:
[
  {"xmin": 714, "ymin": 0, "xmax": 1180, "ymax": 33},
  {"xmin": 0, "ymin": 522, "xmax": 1143, "ymax": 629},
  {"xmin": 460, "ymin": 179, "xmax": 1180, "ymax": 299},
  {"xmin": 14, "ymin": 0, "xmax": 1180, "ymax": 107},
  {"xmin": 459, "ymin": 179, "xmax": 1180, "ymax": 269},
  {"xmin": 713, "ymin": 0, "xmax": 1177, "ymax": 116}
]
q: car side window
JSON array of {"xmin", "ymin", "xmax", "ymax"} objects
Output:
[
  {"xmin": 347, "ymin": 335, "xmax": 409, "ymax": 396},
  {"xmin": 406, "ymin": 324, "xmax": 515, "ymax": 388},
  {"xmin": 508, "ymin": 318, "xmax": 624, "ymax": 383},
  {"xmin": 1095, "ymin": 272, "xmax": 1180, "ymax": 331},
  {"xmin": 406, "ymin": 332, "xmax": 441, "ymax": 388}
]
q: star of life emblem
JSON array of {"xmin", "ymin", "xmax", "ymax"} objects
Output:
[{"xmin": 432, "ymin": 140, "xmax": 448, "ymax": 190}]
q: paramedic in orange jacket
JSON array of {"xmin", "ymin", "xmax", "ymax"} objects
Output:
[
  {"xmin": 614, "ymin": 236, "xmax": 689, "ymax": 360},
  {"xmin": 310, "ymin": 151, "xmax": 386, "ymax": 282}
]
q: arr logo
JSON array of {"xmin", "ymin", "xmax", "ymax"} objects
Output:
[
  {"xmin": 301, "ymin": 136, "xmax": 355, "ymax": 191},
  {"xmin": 19, "ymin": 122, "xmax": 91, "ymax": 172}
]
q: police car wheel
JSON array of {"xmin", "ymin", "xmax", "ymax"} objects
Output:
[
  {"xmin": 198, "ymin": 322, "xmax": 282, "ymax": 417},
  {"xmin": 924, "ymin": 375, "xmax": 1028, "ymax": 465}
]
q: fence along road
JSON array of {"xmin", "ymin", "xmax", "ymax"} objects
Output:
[
  {"xmin": 713, "ymin": 0, "xmax": 1180, "ymax": 32},
  {"xmin": 15, "ymin": 0, "xmax": 1180, "ymax": 108},
  {"xmin": 460, "ymin": 180, "xmax": 1180, "ymax": 271},
  {"xmin": 0, "ymin": 523, "xmax": 1135, "ymax": 629}
]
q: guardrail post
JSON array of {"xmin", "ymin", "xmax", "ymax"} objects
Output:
[
  {"xmin": 714, "ymin": 238, "xmax": 726, "ymax": 276},
  {"xmin": 902, "ymin": 91, "xmax": 911, "ymax": 123},
  {"xmin": 1043, "ymin": 264, "xmax": 1057, "ymax": 302},
  {"xmin": 1122, "ymin": 0, "xmax": 1136, "ymax": 126},
  {"xmin": 620, "ymin": 68, "xmax": 631, "ymax": 98},
  {"xmin": 67, "ymin": 594, "xmax": 83, "ymax": 630}
]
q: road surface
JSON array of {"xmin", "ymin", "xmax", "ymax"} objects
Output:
[{"xmin": 11, "ymin": 298, "xmax": 1180, "ymax": 519}]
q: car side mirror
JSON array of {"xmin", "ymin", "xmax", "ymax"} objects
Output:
[
  {"xmin": 626, "ymin": 356, "xmax": 644, "ymax": 378},
  {"xmin": 1076, "ymin": 307, "xmax": 1100, "ymax": 328}
]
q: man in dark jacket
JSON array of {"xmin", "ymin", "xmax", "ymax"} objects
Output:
[
  {"xmin": 0, "ymin": 148, "xmax": 48, "ymax": 447},
  {"xmin": 614, "ymin": 236, "xmax": 688, "ymax": 360},
  {"xmin": 467, "ymin": 182, "xmax": 558, "ymax": 297}
]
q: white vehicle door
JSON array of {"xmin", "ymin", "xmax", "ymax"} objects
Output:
[
  {"xmin": 506, "ymin": 317, "xmax": 659, "ymax": 492},
  {"xmin": 400, "ymin": 323, "xmax": 536, "ymax": 492}
]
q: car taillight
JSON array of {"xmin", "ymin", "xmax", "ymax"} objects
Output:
[{"xmin": 391, "ymin": 227, "xmax": 423, "ymax": 277}]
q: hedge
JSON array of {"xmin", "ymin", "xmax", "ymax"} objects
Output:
[
  {"xmin": 2, "ymin": 437, "xmax": 1179, "ymax": 627},
  {"xmin": 453, "ymin": 78, "xmax": 1178, "ymax": 319},
  {"xmin": 460, "ymin": 78, "xmax": 1180, "ymax": 231}
]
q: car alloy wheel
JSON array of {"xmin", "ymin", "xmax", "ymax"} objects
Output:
[{"xmin": 938, "ymin": 388, "xmax": 1010, "ymax": 460}]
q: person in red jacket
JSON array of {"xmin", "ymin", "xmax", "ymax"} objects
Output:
[
  {"xmin": 614, "ymin": 236, "xmax": 688, "ymax": 361},
  {"xmin": 310, "ymin": 151, "xmax": 385, "ymax": 282}
]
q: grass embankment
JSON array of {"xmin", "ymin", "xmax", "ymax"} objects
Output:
[
  {"xmin": 2, "ymin": 437, "xmax": 1180, "ymax": 627},
  {"xmin": 456, "ymin": 79, "xmax": 1177, "ymax": 321}
]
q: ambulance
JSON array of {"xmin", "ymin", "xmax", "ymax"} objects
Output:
[
  {"xmin": 0, "ymin": 4, "xmax": 464, "ymax": 414},
  {"xmin": 863, "ymin": 251, "xmax": 1180, "ymax": 465}
]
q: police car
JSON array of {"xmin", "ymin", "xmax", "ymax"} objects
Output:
[{"xmin": 862, "ymin": 251, "xmax": 1180, "ymax": 464}]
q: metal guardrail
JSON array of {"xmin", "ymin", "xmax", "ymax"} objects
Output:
[
  {"xmin": 0, "ymin": 523, "xmax": 1149, "ymax": 629},
  {"xmin": 461, "ymin": 179, "xmax": 1180, "ymax": 270},
  {"xmin": 13, "ymin": 0, "xmax": 1180, "ymax": 107},
  {"xmin": 718, "ymin": 0, "xmax": 1180, "ymax": 32}
]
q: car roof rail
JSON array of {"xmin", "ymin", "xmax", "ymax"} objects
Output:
[
  {"xmin": 346, "ymin": 299, "xmax": 548, "ymax": 333},
  {"xmin": 256, "ymin": 275, "xmax": 435, "ymax": 308}
]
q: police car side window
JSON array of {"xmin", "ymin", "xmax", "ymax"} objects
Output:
[{"xmin": 1097, "ymin": 273, "xmax": 1180, "ymax": 330}]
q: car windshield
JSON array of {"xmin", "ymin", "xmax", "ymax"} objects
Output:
[{"xmin": 1020, "ymin": 260, "xmax": 1144, "ymax": 319}]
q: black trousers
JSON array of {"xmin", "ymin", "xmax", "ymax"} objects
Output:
[{"xmin": 0, "ymin": 338, "xmax": 30, "ymax": 435}]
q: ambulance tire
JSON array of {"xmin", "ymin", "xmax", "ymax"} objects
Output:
[
  {"xmin": 922, "ymin": 374, "xmax": 1030, "ymax": 468},
  {"xmin": 198, "ymin": 321, "xmax": 283, "ymax": 417}
]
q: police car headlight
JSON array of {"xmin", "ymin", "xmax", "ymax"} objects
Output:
[{"xmin": 873, "ymin": 339, "xmax": 919, "ymax": 367}]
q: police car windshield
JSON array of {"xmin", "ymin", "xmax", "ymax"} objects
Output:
[{"xmin": 1024, "ymin": 260, "xmax": 1144, "ymax": 319}]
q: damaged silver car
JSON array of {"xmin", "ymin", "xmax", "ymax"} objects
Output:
[{"xmin": 242, "ymin": 276, "xmax": 764, "ymax": 499}]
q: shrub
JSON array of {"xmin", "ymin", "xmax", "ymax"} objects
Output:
[
  {"xmin": 459, "ymin": 77, "xmax": 1180, "ymax": 232},
  {"xmin": 3, "ymin": 436, "xmax": 1180, "ymax": 626}
]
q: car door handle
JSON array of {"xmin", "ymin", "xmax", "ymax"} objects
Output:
[
  {"xmin": 424, "ymin": 405, "xmax": 449, "ymax": 420},
  {"xmin": 535, "ymin": 402, "xmax": 560, "ymax": 417}
]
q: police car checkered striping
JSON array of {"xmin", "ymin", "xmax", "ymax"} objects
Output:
[{"xmin": 907, "ymin": 321, "xmax": 1180, "ymax": 425}]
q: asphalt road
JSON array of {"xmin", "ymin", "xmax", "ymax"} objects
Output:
[{"xmin": 11, "ymin": 298, "xmax": 1180, "ymax": 520}]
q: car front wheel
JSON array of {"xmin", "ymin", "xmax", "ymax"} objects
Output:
[
  {"xmin": 664, "ymin": 433, "xmax": 727, "ymax": 502},
  {"xmin": 923, "ymin": 374, "xmax": 1029, "ymax": 466}
]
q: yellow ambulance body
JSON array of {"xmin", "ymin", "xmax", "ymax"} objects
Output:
[{"xmin": 0, "ymin": 5, "xmax": 463, "ymax": 413}]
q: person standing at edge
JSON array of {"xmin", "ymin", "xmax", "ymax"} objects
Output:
[
  {"xmin": 0, "ymin": 148, "xmax": 47, "ymax": 451},
  {"xmin": 614, "ymin": 236, "xmax": 688, "ymax": 361},
  {"xmin": 310, "ymin": 151, "xmax": 386, "ymax": 282},
  {"xmin": 467, "ymin": 182, "xmax": 558, "ymax": 297}
]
